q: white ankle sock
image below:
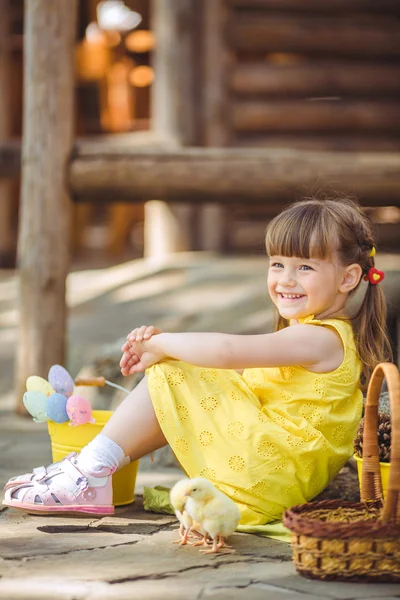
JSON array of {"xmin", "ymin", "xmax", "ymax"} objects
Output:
[{"xmin": 76, "ymin": 434, "xmax": 130, "ymax": 473}]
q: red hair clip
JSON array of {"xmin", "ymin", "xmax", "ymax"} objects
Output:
[{"xmin": 364, "ymin": 267, "xmax": 385, "ymax": 284}]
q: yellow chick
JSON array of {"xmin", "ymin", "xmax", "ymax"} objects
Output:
[
  {"xmin": 184, "ymin": 477, "xmax": 241, "ymax": 554},
  {"xmin": 170, "ymin": 479, "xmax": 193, "ymax": 545},
  {"xmin": 170, "ymin": 478, "xmax": 207, "ymax": 546}
]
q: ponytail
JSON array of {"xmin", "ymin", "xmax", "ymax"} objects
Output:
[{"xmin": 352, "ymin": 283, "xmax": 393, "ymax": 387}]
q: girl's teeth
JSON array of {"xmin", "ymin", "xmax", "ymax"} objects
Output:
[{"xmin": 281, "ymin": 294, "xmax": 302, "ymax": 299}]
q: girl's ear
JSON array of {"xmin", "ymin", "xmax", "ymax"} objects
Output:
[{"xmin": 339, "ymin": 263, "xmax": 363, "ymax": 293}]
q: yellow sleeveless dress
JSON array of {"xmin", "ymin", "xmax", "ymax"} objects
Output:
[{"xmin": 147, "ymin": 316, "xmax": 363, "ymax": 525}]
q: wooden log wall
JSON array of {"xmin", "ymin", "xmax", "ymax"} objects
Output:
[{"xmin": 223, "ymin": 0, "xmax": 400, "ymax": 151}]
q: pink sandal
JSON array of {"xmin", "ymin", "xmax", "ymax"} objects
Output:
[
  {"xmin": 3, "ymin": 452, "xmax": 77, "ymax": 491},
  {"xmin": 2, "ymin": 454, "xmax": 114, "ymax": 515}
]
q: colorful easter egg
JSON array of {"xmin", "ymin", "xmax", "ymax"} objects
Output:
[
  {"xmin": 46, "ymin": 393, "xmax": 69, "ymax": 423},
  {"xmin": 26, "ymin": 376, "xmax": 55, "ymax": 397},
  {"xmin": 66, "ymin": 395, "xmax": 95, "ymax": 427},
  {"xmin": 48, "ymin": 364, "xmax": 74, "ymax": 398},
  {"xmin": 23, "ymin": 391, "xmax": 49, "ymax": 423}
]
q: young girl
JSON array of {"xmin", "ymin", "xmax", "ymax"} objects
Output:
[{"xmin": 3, "ymin": 198, "xmax": 392, "ymax": 525}]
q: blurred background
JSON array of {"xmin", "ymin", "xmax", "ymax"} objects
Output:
[{"xmin": 1, "ymin": 0, "xmax": 400, "ymax": 270}]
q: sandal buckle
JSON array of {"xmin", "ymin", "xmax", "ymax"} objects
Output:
[
  {"xmin": 82, "ymin": 488, "xmax": 96, "ymax": 501},
  {"xmin": 76, "ymin": 476, "xmax": 89, "ymax": 491}
]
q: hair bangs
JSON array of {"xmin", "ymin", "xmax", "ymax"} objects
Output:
[{"xmin": 265, "ymin": 202, "xmax": 337, "ymax": 259}]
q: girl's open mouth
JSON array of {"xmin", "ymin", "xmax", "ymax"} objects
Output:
[{"xmin": 278, "ymin": 293, "xmax": 305, "ymax": 301}]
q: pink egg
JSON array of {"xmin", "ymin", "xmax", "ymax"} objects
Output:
[{"xmin": 66, "ymin": 395, "xmax": 95, "ymax": 427}]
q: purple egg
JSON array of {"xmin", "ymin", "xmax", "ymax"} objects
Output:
[
  {"xmin": 48, "ymin": 364, "xmax": 74, "ymax": 398},
  {"xmin": 46, "ymin": 393, "xmax": 69, "ymax": 423}
]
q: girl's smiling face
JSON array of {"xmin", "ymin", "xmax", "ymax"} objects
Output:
[{"xmin": 267, "ymin": 255, "xmax": 347, "ymax": 322}]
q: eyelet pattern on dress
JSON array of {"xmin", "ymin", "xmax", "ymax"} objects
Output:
[
  {"xmin": 336, "ymin": 365, "xmax": 353, "ymax": 383},
  {"xmin": 257, "ymin": 411, "xmax": 269, "ymax": 423},
  {"xmin": 166, "ymin": 371, "xmax": 185, "ymax": 386},
  {"xmin": 148, "ymin": 375, "xmax": 164, "ymax": 390},
  {"xmin": 227, "ymin": 421, "xmax": 244, "ymax": 436},
  {"xmin": 331, "ymin": 424, "xmax": 347, "ymax": 443},
  {"xmin": 257, "ymin": 440, "xmax": 275, "ymax": 458},
  {"xmin": 200, "ymin": 395, "xmax": 219, "ymax": 411},
  {"xmin": 314, "ymin": 377, "xmax": 327, "ymax": 397},
  {"xmin": 175, "ymin": 437, "xmax": 189, "ymax": 454},
  {"xmin": 279, "ymin": 388, "xmax": 294, "ymax": 402},
  {"xmin": 199, "ymin": 467, "xmax": 216, "ymax": 480},
  {"xmin": 228, "ymin": 455, "xmax": 245, "ymax": 471},
  {"xmin": 300, "ymin": 403, "xmax": 323, "ymax": 427},
  {"xmin": 230, "ymin": 390, "xmax": 241, "ymax": 402},
  {"xmin": 334, "ymin": 399, "xmax": 348, "ymax": 414},
  {"xmin": 286, "ymin": 482, "xmax": 302, "ymax": 501},
  {"xmin": 248, "ymin": 480, "xmax": 269, "ymax": 498},
  {"xmin": 272, "ymin": 413, "xmax": 288, "ymax": 427},
  {"xmin": 273, "ymin": 458, "xmax": 288, "ymax": 471},
  {"xmin": 303, "ymin": 459, "xmax": 317, "ymax": 477},
  {"xmin": 199, "ymin": 431, "xmax": 214, "ymax": 446},
  {"xmin": 281, "ymin": 366, "xmax": 295, "ymax": 381},
  {"xmin": 154, "ymin": 407, "xmax": 165, "ymax": 423},
  {"xmin": 176, "ymin": 404, "xmax": 189, "ymax": 420},
  {"xmin": 199, "ymin": 370, "xmax": 217, "ymax": 383},
  {"xmin": 302, "ymin": 424, "xmax": 317, "ymax": 441},
  {"xmin": 286, "ymin": 434, "xmax": 305, "ymax": 448}
]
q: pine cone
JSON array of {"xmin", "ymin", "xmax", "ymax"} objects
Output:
[{"xmin": 353, "ymin": 413, "xmax": 391, "ymax": 463}]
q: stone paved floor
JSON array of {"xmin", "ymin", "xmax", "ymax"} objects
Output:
[{"xmin": 1, "ymin": 254, "xmax": 400, "ymax": 599}]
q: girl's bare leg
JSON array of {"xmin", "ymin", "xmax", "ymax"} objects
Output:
[{"xmin": 101, "ymin": 376, "xmax": 167, "ymax": 461}]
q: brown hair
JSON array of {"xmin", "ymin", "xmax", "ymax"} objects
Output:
[{"xmin": 265, "ymin": 197, "xmax": 392, "ymax": 385}]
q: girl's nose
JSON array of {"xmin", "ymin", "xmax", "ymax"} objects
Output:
[{"xmin": 279, "ymin": 271, "xmax": 296, "ymax": 286}]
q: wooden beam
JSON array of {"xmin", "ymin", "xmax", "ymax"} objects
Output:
[
  {"xmin": 69, "ymin": 145, "xmax": 400, "ymax": 205},
  {"xmin": 227, "ymin": 0, "xmax": 400, "ymax": 12},
  {"xmin": 232, "ymin": 100, "xmax": 400, "ymax": 133},
  {"xmin": 228, "ymin": 15, "xmax": 400, "ymax": 57},
  {"xmin": 15, "ymin": 0, "xmax": 77, "ymax": 413},
  {"xmin": 235, "ymin": 134, "xmax": 400, "ymax": 153},
  {"xmin": 4, "ymin": 137, "xmax": 400, "ymax": 205},
  {"xmin": 230, "ymin": 63, "xmax": 400, "ymax": 98}
]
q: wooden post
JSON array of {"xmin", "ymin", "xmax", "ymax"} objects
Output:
[
  {"xmin": 15, "ymin": 1, "xmax": 77, "ymax": 413},
  {"xmin": 145, "ymin": 0, "xmax": 200, "ymax": 259},
  {"xmin": 200, "ymin": 0, "xmax": 230, "ymax": 252},
  {"xmin": 0, "ymin": 0, "xmax": 14, "ymax": 266}
]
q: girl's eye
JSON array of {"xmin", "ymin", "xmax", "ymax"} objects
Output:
[
  {"xmin": 299, "ymin": 265, "xmax": 313, "ymax": 271},
  {"xmin": 270, "ymin": 262, "xmax": 283, "ymax": 268}
]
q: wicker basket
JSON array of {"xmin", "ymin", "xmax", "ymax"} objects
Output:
[{"xmin": 283, "ymin": 362, "xmax": 400, "ymax": 582}]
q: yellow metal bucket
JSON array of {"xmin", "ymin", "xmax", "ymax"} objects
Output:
[
  {"xmin": 353, "ymin": 454, "xmax": 390, "ymax": 498},
  {"xmin": 48, "ymin": 410, "xmax": 138, "ymax": 506}
]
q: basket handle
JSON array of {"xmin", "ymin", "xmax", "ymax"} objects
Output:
[{"xmin": 361, "ymin": 362, "xmax": 400, "ymax": 523}]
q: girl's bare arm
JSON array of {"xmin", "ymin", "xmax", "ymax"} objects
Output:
[{"xmin": 124, "ymin": 325, "xmax": 344, "ymax": 374}]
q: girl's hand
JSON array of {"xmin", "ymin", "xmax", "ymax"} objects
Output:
[
  {"xmin": 126, "ymin": 325, "xmax": 162, "ymax": 343},
  {"xmin": 120, "ymin": 326, "xmax": 163, "ymax": 375}
]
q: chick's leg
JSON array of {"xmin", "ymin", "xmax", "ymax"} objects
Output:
[
  {"xmin": 192, "ymin": 534, "xmax": 211, "ymax": 547},
  {"xmin": 172, "ymin": 526, "xmax": 190, "ymax": 545},
  {"xmin": 200, "ymin": 536, "xmax": 236, "ymax": 554}
]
